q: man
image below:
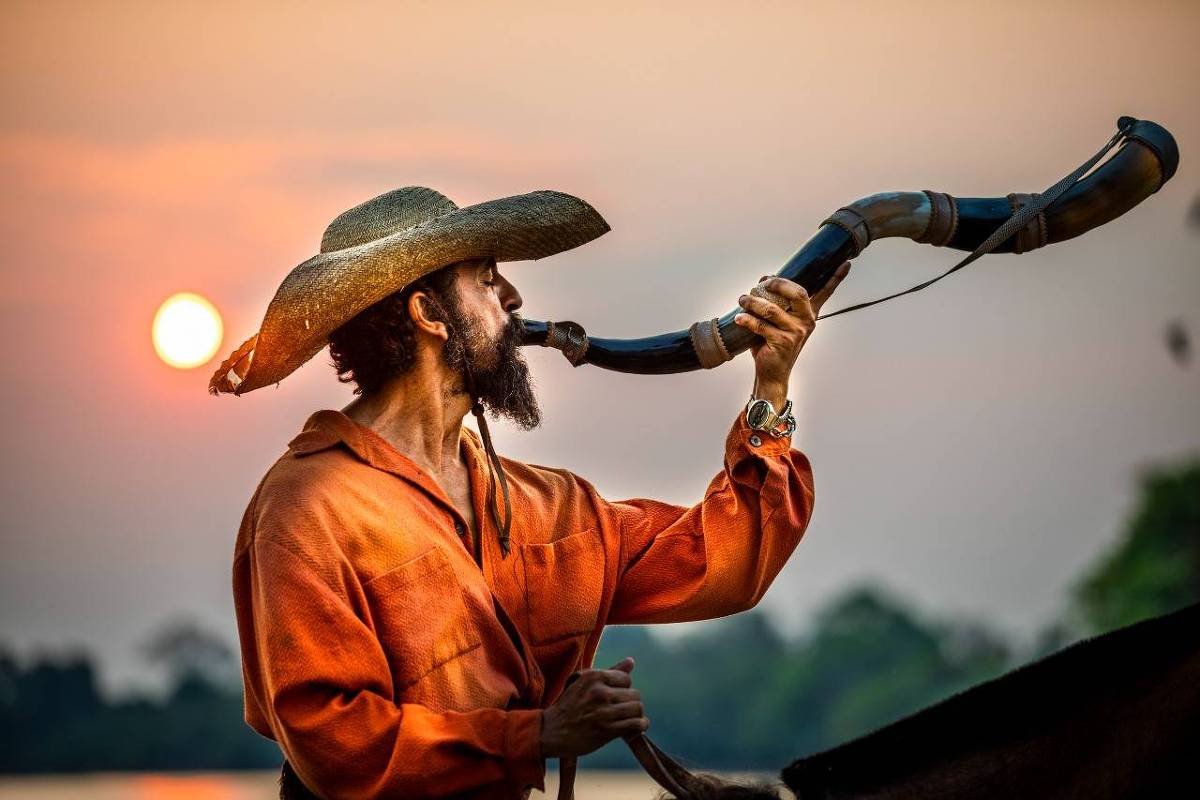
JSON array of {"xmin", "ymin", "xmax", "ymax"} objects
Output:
[{"xmin": 212, "ymin": 186, "xmax": 849, "ymax": 799}]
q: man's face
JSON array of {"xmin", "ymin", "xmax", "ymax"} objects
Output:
[{"xmin": 437, "ymin": 258, "xmax": 541, "ymax": 430}]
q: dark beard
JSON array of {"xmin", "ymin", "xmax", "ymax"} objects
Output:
[{"xmin": 440, "ymin": 299, "xmax": 541, "ymax": 431}]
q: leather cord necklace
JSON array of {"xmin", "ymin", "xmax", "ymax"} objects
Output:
[{"xmin": 456, "ymin": 340, "xmax": 514, "ymax": 559}]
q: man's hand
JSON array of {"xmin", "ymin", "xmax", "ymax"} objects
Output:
[
  {"xmin": 540, "ymin": 657, "xmax": 648, "ymax": 758},
  {"xmin": 734, "ymin": 261, "xmax": 852, "ymax": 410}
]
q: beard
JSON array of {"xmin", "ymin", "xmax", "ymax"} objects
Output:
[{"xmin": 440, "ymin": 296, "xmax": 542, "ymax": 431}]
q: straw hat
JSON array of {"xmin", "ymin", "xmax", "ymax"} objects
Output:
[{"xmin": 208, "ymin": 186, "xmax": 610, "ymax": 396}]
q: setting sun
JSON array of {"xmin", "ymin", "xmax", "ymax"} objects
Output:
[{"xmin": 152, "ymin": 293, "xmax": 223, "ymax": 369}]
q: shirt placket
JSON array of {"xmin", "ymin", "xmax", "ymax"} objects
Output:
[{"xmin": 463, "ymin": 433, "xmax": 547, "ymax": 708}]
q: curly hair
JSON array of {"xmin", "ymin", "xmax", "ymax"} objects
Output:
[{"xmin": 326, "ymin": 265, "xmax": 460, "ymax": 396}]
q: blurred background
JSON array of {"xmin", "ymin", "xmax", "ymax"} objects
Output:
[{"xmin": 1, "ymin": 0, "xmax": 1197, "ymax": 796}]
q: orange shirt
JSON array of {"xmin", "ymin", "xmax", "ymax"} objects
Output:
[{"xmin": 232, "ymin": 407, "xmax": 814, "ymax": 799}]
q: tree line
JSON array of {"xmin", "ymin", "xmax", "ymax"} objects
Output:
[{"xmin": 1, "ymin": 458, "xmax": 1196, "ymax": 773}]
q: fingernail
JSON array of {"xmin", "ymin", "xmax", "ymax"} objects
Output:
[{"xmin": 738, "ymin": 295, "xmax": 748, "ymax": 305}]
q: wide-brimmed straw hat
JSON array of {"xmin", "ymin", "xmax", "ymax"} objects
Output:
[{"xmin": 207, "ymin": 186, "xmax": 609, "ymax": 396}]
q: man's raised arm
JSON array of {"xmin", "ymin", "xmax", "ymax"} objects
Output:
[{"xmin": 603, "ymin": 263, "xmax": 850, "ymax": 625}]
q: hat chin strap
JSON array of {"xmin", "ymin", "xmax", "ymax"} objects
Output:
[{"xmin": 458, "ymin": 356, "xmax": 514, "ymax": 559}]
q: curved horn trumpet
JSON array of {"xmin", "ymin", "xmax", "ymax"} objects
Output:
[{"xmin": 522, "ymin": 116, "xmax": 1178, "ymax": 374}]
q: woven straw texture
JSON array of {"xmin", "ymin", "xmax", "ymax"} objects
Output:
[{"xmin": 209, "ymin": 187, "xmax": 609, "ymax": 395}]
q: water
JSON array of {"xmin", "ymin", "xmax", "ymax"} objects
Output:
[{"xmin": 0, "ymin": 770, "xmax": 764, "ymax": 799}]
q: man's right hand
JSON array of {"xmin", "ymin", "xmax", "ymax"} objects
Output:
[{"xmin": 539, "ymin": 657, "xmax": 649, "ymax": 758}]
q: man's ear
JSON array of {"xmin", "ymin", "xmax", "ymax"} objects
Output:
[{"xmin": 408, "ymin": 291, "xmax": 449, "ymax": 342}]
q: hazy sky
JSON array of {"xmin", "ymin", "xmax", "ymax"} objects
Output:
[{"xmin": 2, "ymin": 0, "xmax": 1197, "ymax": 694}]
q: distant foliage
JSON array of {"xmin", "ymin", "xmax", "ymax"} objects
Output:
[
  {"xmin": 0, "ymin": 626, "xmax": 278, "ymax": 772},
  {"xmin": 1070, "ymin": 458, "xmax": 1200, "ymax": 635},
  {"xmin": 585, "ymin": 588, "xmax": 1009, "ymax": 770},
  {"xmin": 140, "ymin": 617, "xmax": 240, "ymax": 689}
]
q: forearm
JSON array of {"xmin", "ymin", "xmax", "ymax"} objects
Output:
[{"xmin": 752, "ymin": 375, "xmax": 789, "ymax": 416}]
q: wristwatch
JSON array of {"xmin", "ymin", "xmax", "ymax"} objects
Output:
[{"xmin": 745, "ymin": 396, "xmax": 797, "ymax": 438}]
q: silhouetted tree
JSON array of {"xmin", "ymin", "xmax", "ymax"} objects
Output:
[
  {"xmin": 1071, "ymin": 458, "xmax": 1200, "ymax": 634},
  {"xmin": 141, "ymin": 617, "xmax": 238, "ymax": 690}
]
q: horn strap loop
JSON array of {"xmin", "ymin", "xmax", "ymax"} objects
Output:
[
  {"xmin": 822, "ymin": 207, "xmax": 872, "ymax": 256},
  {"xmin": 1006, "ymin": 192, "xmax": 1048, "ymax": 254},
  {"xmin": 689, "ymin": 318, "xmax": 732, "ymax": 369},
  {"xmin": 917, "ymin": 189, "xmax": 959, "ymax": 246}
]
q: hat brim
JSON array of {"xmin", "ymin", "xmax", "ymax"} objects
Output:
[{"xmin": 209, "ymin": 190, "xmax": 609, "ymax": 396}]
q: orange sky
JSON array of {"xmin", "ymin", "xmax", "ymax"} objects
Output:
[{"xmin": 2, "ymin": 0, "xmax": 1198, "ymax": 693}]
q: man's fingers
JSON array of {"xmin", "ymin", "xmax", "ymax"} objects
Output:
[
  {"xmin": 734, "ymin": 311, "xmax": 794, "ymax": 344},
  {"xmin": 603, "ymin": 687, "xmax": 641, "ymax": 705},
  {"xmin": 600, "ymin": 700, "xmax": 646, "ymax": 721},
  {"xmin": 597, "ymin": 668, "xmax": 633, "ymax": 688},
  {"xmin": 810, "ymin": 261, "xmax": 851, "ymax": 313},
  {"xmin": 738, "ymin": 294, "xmax": 801, "ymax": 330},
  {"xmin": 608, "ymin": 657, "xmax": 634, "ymax": 673},
  {"xmin": 610, "ymin": 716, "xmax": 651, "ymax": 736}
]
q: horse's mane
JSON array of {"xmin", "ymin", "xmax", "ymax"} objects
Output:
[{"xmin": 782, "ymin": 602, "xmax": 1200, "ymax": 799}]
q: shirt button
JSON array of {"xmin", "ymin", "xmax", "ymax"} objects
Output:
[
  {"xmin": 454, "ymin": 521, "xmax": 466, "ymax": 537},
  {"xmin": 749, "ymin": 434, "xmax": 762, "ymax": 447}
]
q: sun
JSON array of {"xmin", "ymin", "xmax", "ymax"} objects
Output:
[{"xmin": 152, "ymin": 292, "xmax": 224, "ymax": 369}]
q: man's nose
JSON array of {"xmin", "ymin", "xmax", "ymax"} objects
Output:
[{"xmin": 498, "ymin": 276, "xmax": 523, "ymax": 313}]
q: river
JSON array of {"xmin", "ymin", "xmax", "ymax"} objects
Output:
[{"xmin": 0, "ymin": 770, "xmax": 783, "ymax": 799}]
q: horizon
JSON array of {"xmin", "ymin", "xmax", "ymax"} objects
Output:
[{"xmin": 2, "ymin": 0, "xmax": 1198, "ymax": 696}]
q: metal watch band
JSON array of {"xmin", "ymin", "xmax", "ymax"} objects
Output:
[
  {"xmin": 769, "ymin": 411, "xmax": 797, "ymax": 439},
  {"xmin": 746, "ymin": 396, "xmax": 793, "ymax": 432}
]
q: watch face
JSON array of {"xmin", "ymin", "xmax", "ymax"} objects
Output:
[{"xmin": 747, "ymin": 399, "xmax": 774, "ymax": 429}]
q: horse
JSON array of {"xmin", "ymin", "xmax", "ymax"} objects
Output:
[{"xmin": 778, "ymin": 601, "xmax": 1200, "ymax": 799}]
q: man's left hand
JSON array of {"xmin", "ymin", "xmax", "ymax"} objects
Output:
[{"xmin": 734, "ymin": 261, "xmax": 851, "ymax": 409}]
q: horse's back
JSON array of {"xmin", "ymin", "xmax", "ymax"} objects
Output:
[{"xmin": 782, "ymin": 602, "xmax": 1200, "ymax": 800}]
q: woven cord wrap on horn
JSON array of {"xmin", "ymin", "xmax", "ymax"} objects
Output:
[
  {"xmin": 541, "ymin": 320, "xmax": 590, "ymax": 366},
  {"xmin": 750, "ymin": 282, "xmax": 794, "ymax": 311}
]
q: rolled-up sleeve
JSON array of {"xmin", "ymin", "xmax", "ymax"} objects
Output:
[
  {"xmin": 604, "ymin": 409, "xmax": 815, "ymax": 625},
  {"xmin": 233, "ymin": 529, "xmax": 544, "ymax": 799}
]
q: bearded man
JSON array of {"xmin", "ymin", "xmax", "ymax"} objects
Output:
[{"xmin": 212, "ymin": 187, "xmax": 849, "ymax": 799}]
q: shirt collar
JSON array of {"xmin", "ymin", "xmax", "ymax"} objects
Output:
[{"xmin": 287, "ymin": 409, "xmax": 488, "ymax": 491}]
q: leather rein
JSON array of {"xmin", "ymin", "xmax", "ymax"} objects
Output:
[{"xmin": 555, "ymin": 667, "xmax": 710, "ymax": 800}]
